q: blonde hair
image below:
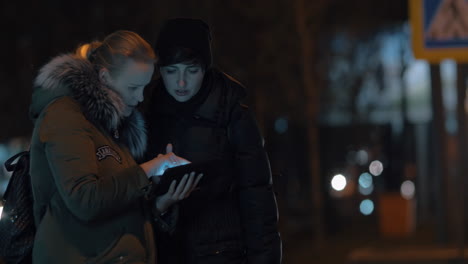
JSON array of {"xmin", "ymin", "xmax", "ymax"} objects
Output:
[{"xmin": 76, "ymin": 30, "xmax": 156, "ymax": 77}]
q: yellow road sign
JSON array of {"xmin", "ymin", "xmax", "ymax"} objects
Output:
[{"xmin": 409, "ymin": 0, "xmax": 468, "ymax": 63}]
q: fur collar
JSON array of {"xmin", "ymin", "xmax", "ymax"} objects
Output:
[{"xmin": 33, "ymin": 54, "xmax": 147, "ymax": 160}]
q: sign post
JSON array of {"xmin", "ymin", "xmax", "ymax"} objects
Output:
[{"xmin": 410, "ymin": 0, "xmax": 468, "ymax": 261}]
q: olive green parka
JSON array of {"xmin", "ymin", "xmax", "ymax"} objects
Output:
[{"xmin": 29, "ymin": 54, "xmax": 157, "ymax": 264}]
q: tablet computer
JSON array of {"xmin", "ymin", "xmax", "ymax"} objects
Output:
[{"xmin": 151, "ymin": 159, "xmax": 233, "ymax": 196}]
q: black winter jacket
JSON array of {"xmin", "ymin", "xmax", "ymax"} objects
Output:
[{"xmin": 143, "ymin": 68, "xmax": 282, "ymax": 264}]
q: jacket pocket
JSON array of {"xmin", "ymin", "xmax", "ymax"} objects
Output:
[
  {"xmin": 194, "ymin": 240, "xmax": 246, "ymax": 263},
  {"xmin": 85, "ymin": 233, "xmax": 146, "ymax": 264}
]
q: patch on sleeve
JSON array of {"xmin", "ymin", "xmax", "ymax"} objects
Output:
[{"xmin": 96, "ymin": 145, "xmax": 122, "ymax": 164}]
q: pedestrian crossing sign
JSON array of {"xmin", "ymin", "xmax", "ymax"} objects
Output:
[{"xmin": 409, "ymin": 0, "xmax": 468, "ymax": 63}]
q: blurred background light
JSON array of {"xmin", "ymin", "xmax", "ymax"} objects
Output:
[
  {"xmin": 0, "ymin": 144, "xmax": 8, "ymax": 163},
  {"xmin": 346, "ymin": 150, "xmax": 356, "ymax": 164},
  {"xmin": 369, "ymin": 160, "xmax": 384, "ymax": 176},
  {"xmin": 359, "ymin": 199, "xmax": 374, "ymax": 215},
  {"xmin": 358, "ymin": 183, "xmax": 374, "ymax": 195},
  {"xmin": 356, "ymin": 149, "xmax": 369, "ymax": 165},
  {"xmin": 358, "ymin": 172, "xmax": 373, "ymax": 188},
  {"xmin": 400, "ymin": 180, "xmax": 415, "ymax": 200},
  {"xmin": 274, "ymin": 117, "xmax": 288, "ymax": 134},
  {"xmin": 331, "ymin": 174, "xmax": 347, "ymax": 191}
]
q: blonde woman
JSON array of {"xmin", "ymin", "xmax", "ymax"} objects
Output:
[{"xmin": 29, "ymin": 30, "xmax": 200, "ymax": 264}]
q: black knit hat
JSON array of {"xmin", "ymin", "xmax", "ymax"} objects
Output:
[{"xmin": 155, "ymin": 18, "xmax": 212, "ymax": 68}]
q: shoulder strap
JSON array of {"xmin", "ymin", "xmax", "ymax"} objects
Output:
[
  {"xmin": 3, "ymin": 151, "xmax": 30, "ymax": 200},
  {"xmin": 4, "ymin": 151, "xmax": 29, "ymax": 172}
]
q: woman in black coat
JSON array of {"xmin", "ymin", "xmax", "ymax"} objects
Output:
[{"xmin": 143, "ymin": 18, "xmax": 282, "ymax": 264}]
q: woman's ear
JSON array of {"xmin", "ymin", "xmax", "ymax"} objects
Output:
[{"xmin": 99, "ymin": 68, "xmax": 111, "ymax": 85}]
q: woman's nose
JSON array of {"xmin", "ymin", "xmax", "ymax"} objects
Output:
[
  {"xmin": 178, "ymin": 79, "xmax": 186, "ymax": 87},
  {"xmin": 136, "ymin": 90, "xmax": 144, "ymax": 103}
]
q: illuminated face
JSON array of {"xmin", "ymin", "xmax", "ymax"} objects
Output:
[
  {"xmin": 159, "ymin": 63, "xmax": 205, "ymax": 102},
  {"xmin": 106, "ymin": 59, "xmax": 154, "ymax": 116}
]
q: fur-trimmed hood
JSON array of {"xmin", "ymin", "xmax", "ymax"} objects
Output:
[{"xmin": 30, "ymin": 54, "xmax": 147, "ymax": 159}]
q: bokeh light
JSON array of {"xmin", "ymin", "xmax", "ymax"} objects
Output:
[
  {"xmin": 358, "ymin": 172, "xmax": 373, "ymax": 188},
  {"xmin": 331, "ymin": 174, "xmax": 347, "ymax": 191},
  {"xmin": 369, "ymin": 160, "xmax": 384, "ymax": 176},
  {"xmin": 356, "ymin": 149, "xmax": 369, "ymax": 165},
  {"xmin": 274, "ymin": 117, "xmax": 288, "ymax": 134},
  {"xmin": 359, "ymin": 199, "xmax": 374, "ymax": 215},
  {"xmin": 359, "ymin": 183, "xmax": 374, "ymax": 195},
  {"xmin": 400, "ymin": 180, "xmax": 415, "ymax": 200},
  {"xmin": 346, "ymin": 150, "xmax": 356, "ymax": 164}
]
